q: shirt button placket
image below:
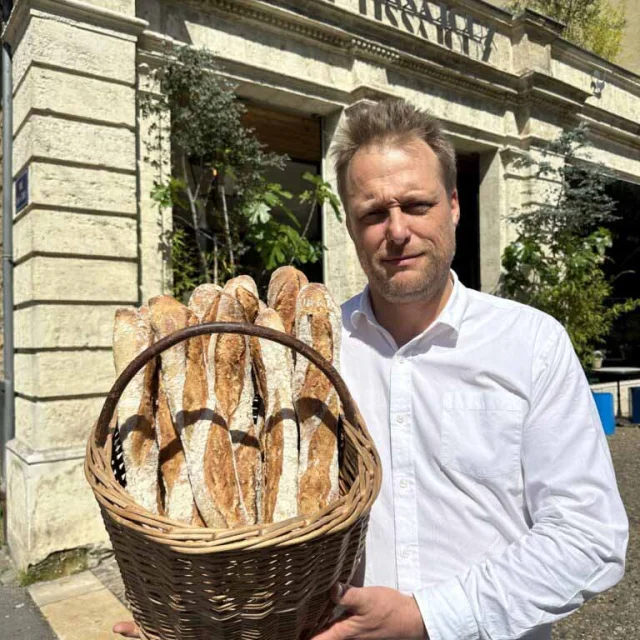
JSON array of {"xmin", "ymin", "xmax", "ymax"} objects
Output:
[{"xmin": 389, "ymin": 355, "xmax": 418, "ymax": 593}]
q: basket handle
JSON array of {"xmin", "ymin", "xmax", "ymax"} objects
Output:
[{"xmin": 95, "ymin": 321, "xmax": 358, "ymax": 448}]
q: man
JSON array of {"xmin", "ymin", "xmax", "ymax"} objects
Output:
[
  {"xmin": 311, "ymin": 98, "xmax": 627, "ymax": 640},
  {"xmin": 115, "ymin": 99, "xmax": 627, "ymax": 639}
]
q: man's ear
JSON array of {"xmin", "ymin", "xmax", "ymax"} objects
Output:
[{"xmin": 449, "ymin": 188, "xmax": 460, "ymax": 227}]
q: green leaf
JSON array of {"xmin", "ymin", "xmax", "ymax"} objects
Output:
[{"xmin": 246, "ymin": 201, "xmax": 272, "ymax": 225}]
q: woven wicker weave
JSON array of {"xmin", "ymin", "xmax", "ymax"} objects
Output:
[{"xmin": 85, "ymin": 322, "xmax": 381, "ymax": 640}]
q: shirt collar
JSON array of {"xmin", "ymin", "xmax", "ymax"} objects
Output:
[{"xmin": 349, "ymin": 270, "xmax": 468, "ymax": 337}]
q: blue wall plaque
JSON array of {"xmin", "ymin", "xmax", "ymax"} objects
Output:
[{"xmin": 15, "ymin": 167, "xmax": 29, "ymax": 214}]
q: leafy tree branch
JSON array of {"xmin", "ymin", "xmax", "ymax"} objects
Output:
[
  {"xmin": 499, "ymin": 125, "xmax": 640, "ymax": 369},
  {"xmin": 507, "ymin": 0, "xmax": 626, "ymax": 61},
  {"xmin": 140, "ymin": 45, "xmax": 342, "ymax": 296}
]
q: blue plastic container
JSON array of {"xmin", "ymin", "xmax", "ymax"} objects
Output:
[
  {"xmin": 631, "ymin": 387, "xmax": 640, "ymax": 425},
  {"xmin": 592, "ymin": 391, "xmax": 615, "ymax": 435}
]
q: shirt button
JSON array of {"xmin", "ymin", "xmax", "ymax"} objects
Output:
[
  {"xmin": 399, "ymin": 479, "xmax": 408, "ymax": 489},
  {"xmin": 396, "ymin": 415, "xmax": 404, "ymax": 424},
  {"xmin": 397, "ymin": 357, "xmax": 406, "ymax": 365},
  {"xmin": 400, "ymin": 549, "xmax": 410, "ymax": 558}
]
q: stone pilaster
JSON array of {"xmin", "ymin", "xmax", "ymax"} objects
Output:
[
  {"xmin": 4, "ymin": 0, "xmax": 147, "ymax": 570},
  {"xmin": 322, "ymin": 106, "xmax": 368, "ymax": 305},
  {"xmin": 478, "ymin": 149, "xmax": 505, "ymax": 293}
]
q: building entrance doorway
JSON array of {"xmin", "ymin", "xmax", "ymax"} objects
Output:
[
  {"xmin": 452, "ymin": 153, "xmax": 481, "ymax": 290},
  {"xmin": 603, "ymin": 180, "xmax": 640, "ymax": 364}
]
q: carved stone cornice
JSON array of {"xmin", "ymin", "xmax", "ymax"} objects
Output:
[
  {"xmin": 3, "ymin": 0, "xmax": 148, "ymax": 48},
  {"xmin": 395, "ymin": 54, "xmax": 518, "ymax": 104},
  {"xmin": 188, "ymin": 0, "xmax": 596, "ymax": 113},
  {"xmin": 137, "ymin": 0, "xmax": 638, "ymax": 149},
  {"xmin": 511, "ymin": 7, "xmax": 564, "ymax": 43},
  {"xmin": 198, "ymin": 0, "xmax": 353, "ymax": 50},
  {"xmin": 516, "ymin": 70, "xmax": 591, "ymax": 116},
  {"xmin": 580, "ymin": 111, "xmax": 640, "ymax": 149},
  {"xmin": 347, "ymin": 36, "xmax": 401, "ymax": 64},
  {"xmin": 552, "ymin": 39, "xmax": 640, "ymax": 96}
]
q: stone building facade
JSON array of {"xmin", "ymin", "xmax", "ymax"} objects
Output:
[{"xmin": 2, "ymin": 0, "xmax": 639, "ymax": 569}]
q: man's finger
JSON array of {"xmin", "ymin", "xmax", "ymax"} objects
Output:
[
  {"xmin": 312, "ymin": 617, "xmax": 357, "ymax": 640},
  {"xmin": 112, "ymin": 620, "xmax": 141, "ymax": 638}
]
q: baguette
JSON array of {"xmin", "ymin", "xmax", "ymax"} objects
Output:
[
  {"xmin": 189, "ymin": 283, "xmax": 224, "ymax": 359},
  {"xmin": 211, "ymin": 293, "xmax": 261, "ymax": 524},
  {"xmin": 293, "ymin": 284, "xmax": 341, "ymax": 516},
  {"xmin": 267, "ymin": 266, "xmax": 309, "ymax": 336},
  {"xmin": 251, "ymin": 309, "xmax": 298, "ymax": 523},
  {"xmin": 112, "ymin": 307, "xmax": 161, "ymax": 515},
  {"xmin": 155, "ymin": 372, "xmax": 205, "ymax": 525},
  {"xmin": 149, "ymin": 295, "xmax": 246, "ymax": 529},
  {"xmin": 223, "ymin": 275, "xmax": 260, "ymax": 323},
  {"xmin": 188, "ymin": 283, "xmax": 223, "ymax": 321}
]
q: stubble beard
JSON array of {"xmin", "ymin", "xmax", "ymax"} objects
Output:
[{"xmin": 359, "ymin": 237, "xmax": 456, "ymax": 305}]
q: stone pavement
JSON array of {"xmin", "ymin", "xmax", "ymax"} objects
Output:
[{"xmin": 0, "ymin": 548, "xmax": 132, "ymax": 640}]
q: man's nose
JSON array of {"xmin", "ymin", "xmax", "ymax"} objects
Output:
[{"xmin": 385, "ymin": 208, "xmax": 410, "ymax": 244}]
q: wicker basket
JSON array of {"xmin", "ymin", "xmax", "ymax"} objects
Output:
[{"xmin": 85, "ymin": 322, "xmax": 381, "ymax": 640}]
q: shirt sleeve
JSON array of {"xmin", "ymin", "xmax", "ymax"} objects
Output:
[{"xmin": 413, "ymin": 318, "xmax": 629, "ymax": 640}]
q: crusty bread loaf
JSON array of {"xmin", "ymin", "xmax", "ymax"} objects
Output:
[
  {"xmin": 188, "ymin": 283, "xmax": 223, "ymax": 321},
  {"xmin": 113, "ymin": 307, "xmax": 161, "ymax": 515},
  {"xmin": 293, "ymin": 284, "xmax": 341, "ymax": 515},
  {"xmin": 211, "ymin": 293, "xmax": 261, "ymax": 524},
  {"xmin": 251, "ymin": 309, "xmax": 298, "ymax": 523},
  {"xmin": 116, "ymin": 271, "xmax": 344, "ymax": 527},
  {"xmin": 267, "ymin": 267, "xmax": 309, "ymax": 336},
  {"xmin": 154, "ymin": 372, "xmax": 204, "ymax": 526},
  {"xmin": 149, "ymin": 294, "xmax": 246, "ymax": 529},
  {"xmin": 223, "ymin": 275, "xmax": 260, "ymax": 323}
]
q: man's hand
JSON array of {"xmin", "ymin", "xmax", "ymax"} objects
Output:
[
  {"xmin": 313, "ymin": 584, "xmax": 428, "ymax": 640},
  {"xmin": 111, "ymin": 585, "xmax": 428, "ymax": 640},
  {"xmin": 113, "ymin": 621, "xmax": 140, "ymax": 638}
]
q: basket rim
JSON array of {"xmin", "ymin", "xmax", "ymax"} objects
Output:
[
  {"xmin": 85, "ymin": 322, "xmax": 382, "ymax": 553},
  {"xmin": 86, "ymin": 412, "xmax": 380, "ymax": 553}
]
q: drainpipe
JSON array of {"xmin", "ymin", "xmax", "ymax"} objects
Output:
[{"xmin": 1, "ymin": 0, "xmax": 14, "ymax": 489}]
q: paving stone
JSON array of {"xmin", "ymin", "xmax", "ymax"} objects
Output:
[
  {"xmin": 92, "ymin": 555, "xmax": 127, "ymax": 606},
  {"xmin": 29, "ymin": 570, "xmax": 104, "ymax": 607},
  {"xmin": 40, "ymin": 587, "xmax": 131, "ymax": 640}
]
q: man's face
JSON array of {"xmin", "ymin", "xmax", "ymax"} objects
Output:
[{"xmin": 344, "ymin": 137, "xmax": 460, "ymax": 305}]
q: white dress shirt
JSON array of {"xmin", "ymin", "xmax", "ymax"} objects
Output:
[{"xmin": 340, "ymin": 271, "xmax": 628, "ymax": 640}]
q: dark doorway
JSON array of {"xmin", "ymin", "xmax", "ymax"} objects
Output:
[
  {"xmin": 602, "ymin": 180, "xmax": 640, "ymax": 364},
  {"xmin": 452, "ymin": 153, "xmax": 481, "ymax": 290},
  {"xmin": 242, "ymin": 104, "xmax": 323, "ymax": 287}
]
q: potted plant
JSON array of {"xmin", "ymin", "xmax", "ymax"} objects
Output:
[{"xmin": 593, "ymin": 350, "xmax": 605, "ymax": 370}]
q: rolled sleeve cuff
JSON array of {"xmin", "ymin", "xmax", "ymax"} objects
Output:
[{"xmin": 414, "ymin": 578, "xmax": 480, "ymax": 640}]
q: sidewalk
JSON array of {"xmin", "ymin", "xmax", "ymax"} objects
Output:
[{"xmin": 0, "ymin": 548, "xmax": 131, "ymax": 640}]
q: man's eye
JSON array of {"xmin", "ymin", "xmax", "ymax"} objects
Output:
[
  {"xmin": 404, "ymin": 203, "xmax": 431, "ymax": 214},
  {"xmin": 363, "ymin": 210, "xmax": 386, "ymax": 223}
]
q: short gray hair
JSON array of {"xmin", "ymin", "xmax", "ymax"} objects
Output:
[{"xmin": 332, "ymin": 99, "xmax": 457, "ymax": 208}]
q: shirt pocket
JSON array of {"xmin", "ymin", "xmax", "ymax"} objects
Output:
[{"xmin": 440, "ymin": 391, "xmax": 526, "ymax": 479}]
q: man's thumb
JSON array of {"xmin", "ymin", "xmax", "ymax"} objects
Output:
[{"xmin": 330, "ymin": 582, "xmax": 364, "ymax": 611}]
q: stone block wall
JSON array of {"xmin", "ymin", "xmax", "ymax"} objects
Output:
[{"xmin": 5, "ymin": 0, "xmax": 147, "ymax": 570}]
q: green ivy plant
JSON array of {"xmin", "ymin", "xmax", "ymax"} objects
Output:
[
  {"xmin": 499, "ymin": 125, "xmax": 640, "ymax": 369},
  {"xmin": 507, "ymin": 0, "xmax": 626, "ymax": 62},
  {"xmin": 140, "ymin": 44, "xmax": 342, "ymax": 293}
]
